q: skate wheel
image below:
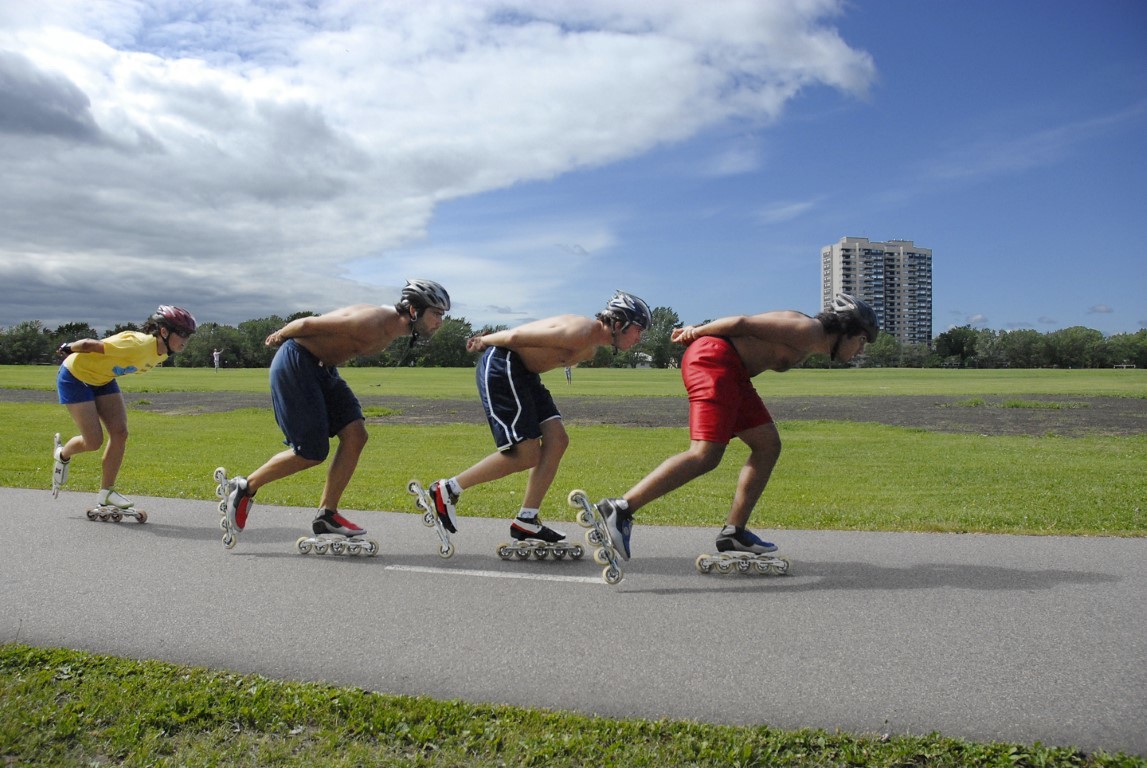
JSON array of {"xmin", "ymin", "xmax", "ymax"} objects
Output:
[
  {"xmin": 214, "ymin": 467, "xmax": 227, "ymax": 484},
  {"xmin": 716, "ymin": 560, "xmax": 733, "ymax": 574},
  {"xmin": 497, "ymin": 544, "xmax": 514, "ymax": 560},
  {"xmin": 346, "ymin": 543, "xmax": 361, "ymax": 556},
  {"xmin": 576, "ymin": 509, "xmax": 594, "ymax": 528},
  {"xmin": 296, "ymin": 537, "xmax": 312, "ymax": 555},
  {"xmin": 86, "ymin": 509, "xmax": 98, "ymax": 521},
  {"xmin": 567, "ymin": 489, "xmax": 587, "ymax": 508},
  {"xmin": 330, "ymin": 541, "xmax": 346, "ymax": 556},
  {"xmin": 736, "ymin": 559, "xmax": 752, "ymax": 574},
  {"xmin": 696, "ymin": 555, "xmax": 713, "ymax": 574},
  {"xmin": 135, "ymin": 510, "xmax": 148, "ymax": 524},
  {"xmin": 364, "ymin": 540, "xmax": 379, "ymax": 557},
  {"xmin": 110, "ymin": 510, "xmax": 122, "ymax": 522},
  {"xmin": 218, "ymin": 500, "xmax": 227, "ymax": 515},
  {"xmin": 570, "ymin": 545, "xmax": 584, "ymax": 559},
  {"xmin": 552, "ymin": 547, "xmax": 567, "ymax": 559},
  {"xmin": 533, "ymin": 547, "xmax": 550, "ymax": 560},
  {"xmin": 407, "ymin": 479, "xmax": 420, "ymax": 495},
  {"xmin": 772, "ymin": 558, "xmax": 791, "ymax": 576},
  {"xmin": 222, "ymin": 532, "xmax": 237, "ymax": 550},
  {"xmin": 439, "ymin": 541, "xmax": 454, "ymax": 559},
  {"xmin": 603, "ymin": 566, "xmax": 623, "ymax": 585},
  {"xmin": 593, "ymin": 548, "xmax": 610, "ymax": 566},
  {"xmin": 586, "ymin": 529, "xmax": 603, "ymax": 547},
  {"xmin": 314, "ymin": 542, "xmax": 329, "ymax": 555},
  {"xmin": 422, "ymin": 511, "xmax": 435, "ymax": 528},
  {"xmin": 514, "ymin": 547, "xmax": 530, "ymax": 560}
]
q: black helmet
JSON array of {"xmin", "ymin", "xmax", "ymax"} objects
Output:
[
  {"xmin": 150, "ymin": 305, "xmax": 197, "ymax": 335},
  {"xmin": 831, "ymin": 293, "xmax": 878, "ymax": 342},
  {"xmin": 400, "ymin": 279, "xmax": 451, "ymax": 312},
  {"xmin": 604, "ymin": 291, "xmax": 652, "ymax": 330}
]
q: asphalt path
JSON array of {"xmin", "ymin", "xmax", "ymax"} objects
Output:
[{"xmin": 3, "ymin": 487, "xmax": 1144, "ymax": 756}]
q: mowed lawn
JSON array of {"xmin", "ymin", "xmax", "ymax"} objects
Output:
[{"xmin": 2, "ymin": 366, "xmax": 1143, "ymax": 535}]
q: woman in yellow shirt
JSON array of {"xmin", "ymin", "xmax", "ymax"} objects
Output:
[{"xmin": 52, "ymin": 305, "xmax": 197, "ymax": 511}]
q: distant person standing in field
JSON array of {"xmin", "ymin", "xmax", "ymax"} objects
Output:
[
  {"xmin": 596, "ymin": 293, "xmax": 879, "ymax": 560},
  {"xmin": 219, "ymin": 280, "xmax": 451, "ymax": 539},
  {"xmin": 426, "ymin": 291, "xmax": 652, "ymax": 545},
  {"xmin": 52, "ymin": 305, "xmax": 198, "ymax": 510},
  {"xmin": 212, "ymin": 348, "xmax": 222, "ymax": 371}
]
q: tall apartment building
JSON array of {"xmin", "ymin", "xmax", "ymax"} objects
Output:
[{"xmin": 821, "ymin": 236, "xmax": 933, "ymax": 346}]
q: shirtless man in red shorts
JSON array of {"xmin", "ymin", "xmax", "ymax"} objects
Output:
[{"xmin": 597, "ymin": 293, "xmax": 879, "ymax": 560}]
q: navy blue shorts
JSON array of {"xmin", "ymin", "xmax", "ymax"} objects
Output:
[
  {"xmin": 476, "ymin": 347, "xmax": 560, "ymax": 451},
  {"xmin": 57, "ymin": 365, "xmax": 121, "ymax": 404},
  {"xmin": 269, "ymin": 340, "xmax": 364, "ymax": 462}
]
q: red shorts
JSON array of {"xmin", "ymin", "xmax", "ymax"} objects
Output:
[{"xmin": 681, "ymin": 336, "xmax": 773, "ymax": 444}]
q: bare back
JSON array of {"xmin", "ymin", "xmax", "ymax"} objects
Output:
[
  {"xmin": 468, "ymin": 314, "xmax": 612, "ymax": 373},
  {"xmin": 674, "ymin": 310, "xmax": 831, "ymax": 377},
  {"xmin": 266, "ymin": 305, "xmax": 408, "ymax": 367}
]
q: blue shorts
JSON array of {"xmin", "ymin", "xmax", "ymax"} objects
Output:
[
  {"xmin": 476, "ymin": 347, "xmax": 561, "ymax": 451},
  {"xmin": 57, "ymin": 366, "xmax": 121, "ymax": 404},
  {"xmin": 269, "ymin": 340, "xmax": 364, "ymax": 462}
]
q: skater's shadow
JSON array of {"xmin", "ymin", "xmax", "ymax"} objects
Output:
[{"xmin": 622, "ymin": 557, "xmax": 1119, "ymax": 596}]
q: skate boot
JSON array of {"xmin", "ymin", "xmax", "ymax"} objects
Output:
[
  {"xmin": 696, "ymin": 525, "xmax": 790, "ymax": 576},
  {"xmin": 87, "ymin": 488, "xmax": 147, "ymax": 523},
  {"xmin": 407, "ymin": 479, "xmax": 455, "ymax": 558},
  {"xmin": 213, "ymin": 467, "xmax": 251, "ymax": 550},
  {"xmin": 498, "ymin": 515, "xmax": 583, "ymax": 561},
  {"xmin": 51, "ymin": 433, "xmax": 69, "ymax": 499},
  {"xmin": 428, "ymin": 479, "xmax": 459, "ymax": 533},
  {"xmin": 567, "ymin": 490, "xmax": 624, "ymax": 585},
  {"xmin": 295, "ymin": 509, "xmax": 379, "ymax": 557},
  {"xmin": 597, "ymin": 498, "xmax": 633, "ymax": 561},
  {"xmin": 312, "ymin": 508, "xmax": 366, "ymax": 537}
]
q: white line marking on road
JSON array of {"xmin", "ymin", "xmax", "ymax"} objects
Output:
[{"xmin": 385, "ymin": 564, "xmax": 604, "ymax": 584}]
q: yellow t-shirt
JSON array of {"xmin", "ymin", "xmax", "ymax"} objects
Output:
[{"xmin": 64, "ymin": 331, "xmax": 168, "ymax": 386}]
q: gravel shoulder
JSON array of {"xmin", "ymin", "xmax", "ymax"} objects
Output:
[{"xmin": 4, "ymin": 388, "xmax": 1143, "ymax": 437}]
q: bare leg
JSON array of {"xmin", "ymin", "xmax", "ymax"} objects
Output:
[
  {"xmin": 624, "ymin": 439, "xmax": 726, "ymax": 512},
  {"xmin": 520, "ymin": 418, "xmax": 569, "ymax": 510},
  {"xmin": 247, "ymin": 450, "xmax": 323, "ymax": 494},
  {"xmin": 93, "ymin": 393, "xmax": 129, "ymax": 490},
  {"xmin": 318, "ymin": 419, "xmax": 368, "ymax": 511},
  {"xmin": 62, "ymin": 401, "xmax": 105, "ymax": 460},
  {"xmin": 455, "ymin": 438, "xmax": 541, "ymax": 490},
  {"xmin": 726, "ymin": 422, "xmax": 781, "ymax": 528}
]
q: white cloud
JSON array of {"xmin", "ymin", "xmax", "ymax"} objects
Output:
[
  {"xmin": 0, "ymin": 0, "xmax": 875, "ymax": 329},
  {"xmin": 1087, "ymin": 304, "xmax": 1113, "ymax": 314}
]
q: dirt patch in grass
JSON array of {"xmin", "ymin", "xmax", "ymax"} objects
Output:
[{"xmin": 6, "ymin": 389, "xmax": 1143, "ymax": 437}]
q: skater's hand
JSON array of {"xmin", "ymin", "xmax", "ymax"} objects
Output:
[
  {"xmin": 466, "ymin": 335, "xmax": 488, "ymax": 353},
  {"xmin": 265, "ymin": 330, "xmax": 285, "ymax": 347},
  {"xmin": 671, "ymin": 325, "xmax": 701, "ymax": 344},
  {"xmin": 56, "ymin": 343, "xmax": 73, "ymax": 357}
]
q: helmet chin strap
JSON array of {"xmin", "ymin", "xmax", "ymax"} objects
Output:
[
  {"xmin": 829, "ymin": 333, "xmax": 844, "ymax": 362},
  {"xmin": 159, "ymin": 329, "xmax": 173, "ymax": 355}
]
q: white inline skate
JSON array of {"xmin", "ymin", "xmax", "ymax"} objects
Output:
[
  {"xmin": 51, "ymin": 433, "xmax": 69, "ymax": 499},
  {"xmin": 86, "ymin": 489, "xmax": 147, "ymax": 524},
  {"xmin": 408, "ymin": 479, "xmax": 455, "ymax": 558},
  {"xmin": 568, "ymin": 489, "xmax": 623, "ymax": 585},
  {"xmin": 214, "ymin": 466, "xmax": 242, "ymax": 550}
]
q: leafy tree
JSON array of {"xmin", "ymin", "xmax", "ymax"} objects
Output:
[
  {"xmin": 862, "ymin": 332, "xmax": 902, "ymax": 368},
  {"xmin": 0, "ymin": 321, "xmax": 54, "ymax": 364},
  {"xmin": 1046, "ymin": 326, "xmax": 1106, "ymax": 368},
  {"xmin": 934, "ymin": 325, "xmax": 978, "ymax": 367}
]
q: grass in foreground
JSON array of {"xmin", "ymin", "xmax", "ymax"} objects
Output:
[{"xmin": 1, "ymin": 644, "xmax": 1141, "ymax": 768}]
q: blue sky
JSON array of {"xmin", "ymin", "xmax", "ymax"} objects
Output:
[{"xmin": 1, "ymin": 0, "xmax": 1144, "ymax": 337}]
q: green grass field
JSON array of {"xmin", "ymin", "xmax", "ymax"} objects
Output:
[
  {"xmin": 3, "ymin": 366, "xmax": 1145, "ymax": 767},
  {"xmin": 4, "ymin": 364, "xmax": 1146, "ymax": 398}
]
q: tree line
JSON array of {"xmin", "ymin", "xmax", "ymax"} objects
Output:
[{"xmin": 1, "ymin": 311, "xmax": 1144, "ymax": 369}]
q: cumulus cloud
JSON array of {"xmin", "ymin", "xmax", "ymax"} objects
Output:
[
  {"xmin": 1087, "ymin": 304, "xmax": 1113, "ymax": 314},
  {"xmin": 966, "ymin": 313, "xmax": 988, "ymax": 326},
  {"xmin": 0, "ymin": 0, "xmax": 876, "ymax": 329}
]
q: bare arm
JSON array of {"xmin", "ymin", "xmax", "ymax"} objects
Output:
[
  {"xmin": 672, "ymin": 311, "xmax": 820, "ymax": 346},
  {"xmin": 467, "ymin": 315, "xmax": 598, "ymax": 354}
]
